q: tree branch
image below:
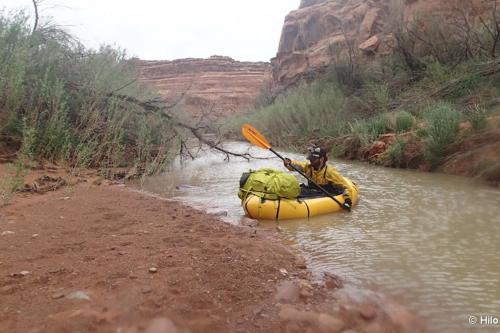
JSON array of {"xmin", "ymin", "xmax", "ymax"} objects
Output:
[{"xmin": 31, "ymin": 0, "xmax": 39, "ymax": 34}]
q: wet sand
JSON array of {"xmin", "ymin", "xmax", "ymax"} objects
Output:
[{"xmin": 0, "ymin": 166, "xmax": 424, "ymax": 332}]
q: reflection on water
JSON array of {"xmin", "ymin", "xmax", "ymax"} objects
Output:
[{"xmin": 136, "ymin": 142, "xmax": 500, "ymax": 333}]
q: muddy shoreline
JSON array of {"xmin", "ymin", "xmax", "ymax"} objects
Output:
[{"xmin": 0, "ymin": 166, "xmax": 424, "ymax": 332}]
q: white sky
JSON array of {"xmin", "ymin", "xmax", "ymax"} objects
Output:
[{"xmin": 1, "ymin": 0, "xmax": 299, "ymax": 62}]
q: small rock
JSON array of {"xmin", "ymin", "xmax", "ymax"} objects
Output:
[
  {"xmin": 294, "ymin": 257, "xmax": 307, "ymax": 269},
  {"xmin": 149, "ymin": 267, "xmax": 158, "ymax": 273},
  {"xmin": 298, "ymin": 280, "xmax": 314, "ymax": 299},
  {"xmin": 1, "ymin": 231, "xmax": 15, "ymax": 236},
  {"xmin": 141, "ymin": 287, "xmax": 153, "ymax": 294},
  {"xmin": 279, "ymin": 268, "xmax": 288, "ymax": 277},
  {"xmin": 358, "ymin": 35, "xmax": 380, "ymax": 53},
  {"xmin": 252, "ymin": 308, "xmax": 263, "ymax": 316},
  {"xmin": 118, "ymin": 251, "xmax": 127, "ymax": 256},
  {"xmin": 324, "ymin": 272, "xmax": 343, "ymax": 289},
  {"xmin": 66, "ymin": 290, "xmax": 91, "ymax": 301},
  {"xmin": 59, "ymin": 197, "xmax": 71, "ymax": 200},
  {"xmin": 10, "ymin": 271, "xmax": 30, "ymax": 277},
  {"xmin": 300, "ymin": 288, "xmax": 313, "ymax": 299},
  {"xmin": 32, "ymin": 234, "xmax": 39, "ymax": 238},
  {"xmin": 213, "ymin": 211, "xmax": 228, "ymax": 217},
  {"xmin": 359, "ymin": 303, "xmax": 377, "ymax": 321},
  {"xmin": 52, "ymin": 292, "xmax": 65, "ymax": 299}
]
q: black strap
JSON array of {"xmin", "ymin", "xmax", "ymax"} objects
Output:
[
  {"xmin": 275, "ymin": 199, "xmax": 281, "ymax": 220},
  {"xmin": 303, "ymin": 200, "xmax": 311, "ymax": 219}
]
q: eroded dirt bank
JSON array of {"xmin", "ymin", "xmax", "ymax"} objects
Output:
[{"xmin": 0, "ymin": 167, "xmax": 424, "ymax": 333}]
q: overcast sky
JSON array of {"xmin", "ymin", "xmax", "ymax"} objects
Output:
[{"xmin": 1, "ymin": 0, "xmax": 299, "ymax": 62}]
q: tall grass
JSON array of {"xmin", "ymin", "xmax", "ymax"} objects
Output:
[
  {"xmin": 0, "ymin": 11, "xmax": 176, "ymax": 174},
  {"xmin": 395, "ymin": 111, "xmax": 415, "ymax": 133},
  {"xmin": 465, "ymin": 104, "xmax": 488, "ymax": 131},
  {"xmin": 423, "ymin": 102, "xmax": 461, "ymax": 166}
]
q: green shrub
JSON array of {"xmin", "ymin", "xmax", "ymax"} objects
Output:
[
  {"xmin": 395, "ymin": 111, "xmax": 415, "ymax": 132},
  {"xmin": 368, "ymin": 113, "xmax": 392, "ymax": 136},
  {"xmin": 423, "ymin": 102, "xmax": 461, "ymax": 166},
  {"xmin": 225, "ymin": 79, "xmax": 347, "ymax": 144},
  {"xmin": 387, "ymin": 138, "xmax": 406, "ymax": 167},
  {"xmin": 0, "ymin": 11, "xmax": 177, "ymax": 174},
  {"xmin": 425, "ymin": 61, "xmax": 452, "ymax": 83}
]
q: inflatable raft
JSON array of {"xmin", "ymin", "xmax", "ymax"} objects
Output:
[{"xmin": 241, "ymin": 178, "xmax": 359, "ymax": 220}]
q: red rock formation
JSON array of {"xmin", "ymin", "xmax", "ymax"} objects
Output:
[
  {"xmin": 136, "ymin": 56, "xmax": 271, "ymax": 118},
  {"xmin": 272, "ymin": 0, "xmax": 499, "ymax": 88}
]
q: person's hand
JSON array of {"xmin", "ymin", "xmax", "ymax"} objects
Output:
[
  {"xmin": 284, "ymin": 158, "xmax": 292, "ymax": 169},
  {"xmin": 342, "ymin": 197, "xmax": 352, "ymax": 211}
]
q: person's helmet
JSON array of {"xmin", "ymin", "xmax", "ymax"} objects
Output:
[{"xmin": 307, "ymin": 146, "xmax": 327, "ymax": 160}]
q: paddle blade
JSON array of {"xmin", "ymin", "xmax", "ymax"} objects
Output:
[{"xmin": 241, "ymin": 124, "xmax": 271, "ymax": 150}]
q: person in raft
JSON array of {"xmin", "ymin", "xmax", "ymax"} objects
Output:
[{"xmin": 283, "ymin": 146, "xmax": 352, "ymax": 210}]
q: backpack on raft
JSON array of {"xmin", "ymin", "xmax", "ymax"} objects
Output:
[{"xmin": 238, "ymin": 168, "xmax": 300, "ymax": 201}]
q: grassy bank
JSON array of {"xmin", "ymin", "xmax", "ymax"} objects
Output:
[
  {"xmin": 0, "ymin": 10, "xmax": 179, "ymax": 203},
  {"xmin": 224, "ymin": 6, "xmax": 500, "ymax": 184}
]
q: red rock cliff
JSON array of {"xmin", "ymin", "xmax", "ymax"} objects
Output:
[
  {"xmin": 272, "ymin": 0, "xmax": 499, "ymax": 88},
  {"xmin": 136, "ymin": 56, "xmax": 270, "ymax": 118}
]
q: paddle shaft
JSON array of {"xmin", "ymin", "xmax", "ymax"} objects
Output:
[{"xmin": 269, "ymin": 148, "xmax": 348, "ymax": 211}]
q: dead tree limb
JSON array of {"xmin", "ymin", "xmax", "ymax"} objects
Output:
[
  {"xmin": 106, "ymin": 93, "xmax": 267, "ymax": 161},
  {"xmin": 31, "ymin": 0, "xmax": 39, "ymax": 34}
]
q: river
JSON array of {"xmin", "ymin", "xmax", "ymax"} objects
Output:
[{"xmin": 136, "ymin": 141, "xmax": 500, "ymax": 332}]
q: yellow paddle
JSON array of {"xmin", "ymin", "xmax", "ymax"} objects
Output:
[{"xmin": 241, "ymin": 124, "xmax": 349, "ymax": 211}]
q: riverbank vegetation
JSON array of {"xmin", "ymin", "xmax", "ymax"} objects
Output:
[
  {"xmin": 0, "ymin": 9, "xmax": 181, "ymax": 203},
  {"xmin": 224, "ymin": 2, "xmax": 500, "ymax": 183}
]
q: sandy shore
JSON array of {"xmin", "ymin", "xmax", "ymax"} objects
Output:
[{"xmin": 0, "ymin": 166, "xmax": 424, "ymax": 332}]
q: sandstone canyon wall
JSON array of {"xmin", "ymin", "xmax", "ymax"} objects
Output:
[
  {"xmin": 136, "ymin": 56, "xmax": 270, "ymax": 118},
  {"xmin": 272, "ymin": 0, "xmax": 499, "ymax": 88}
]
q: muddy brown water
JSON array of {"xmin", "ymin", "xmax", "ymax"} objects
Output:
[{"xmin": 136, "ymin": 142, "xmax": 500, "ymax": 332}]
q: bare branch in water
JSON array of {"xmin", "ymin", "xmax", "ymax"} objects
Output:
[{"xmin": 106, "ymin": 93, "xmax": 274, "ymax": 161}]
